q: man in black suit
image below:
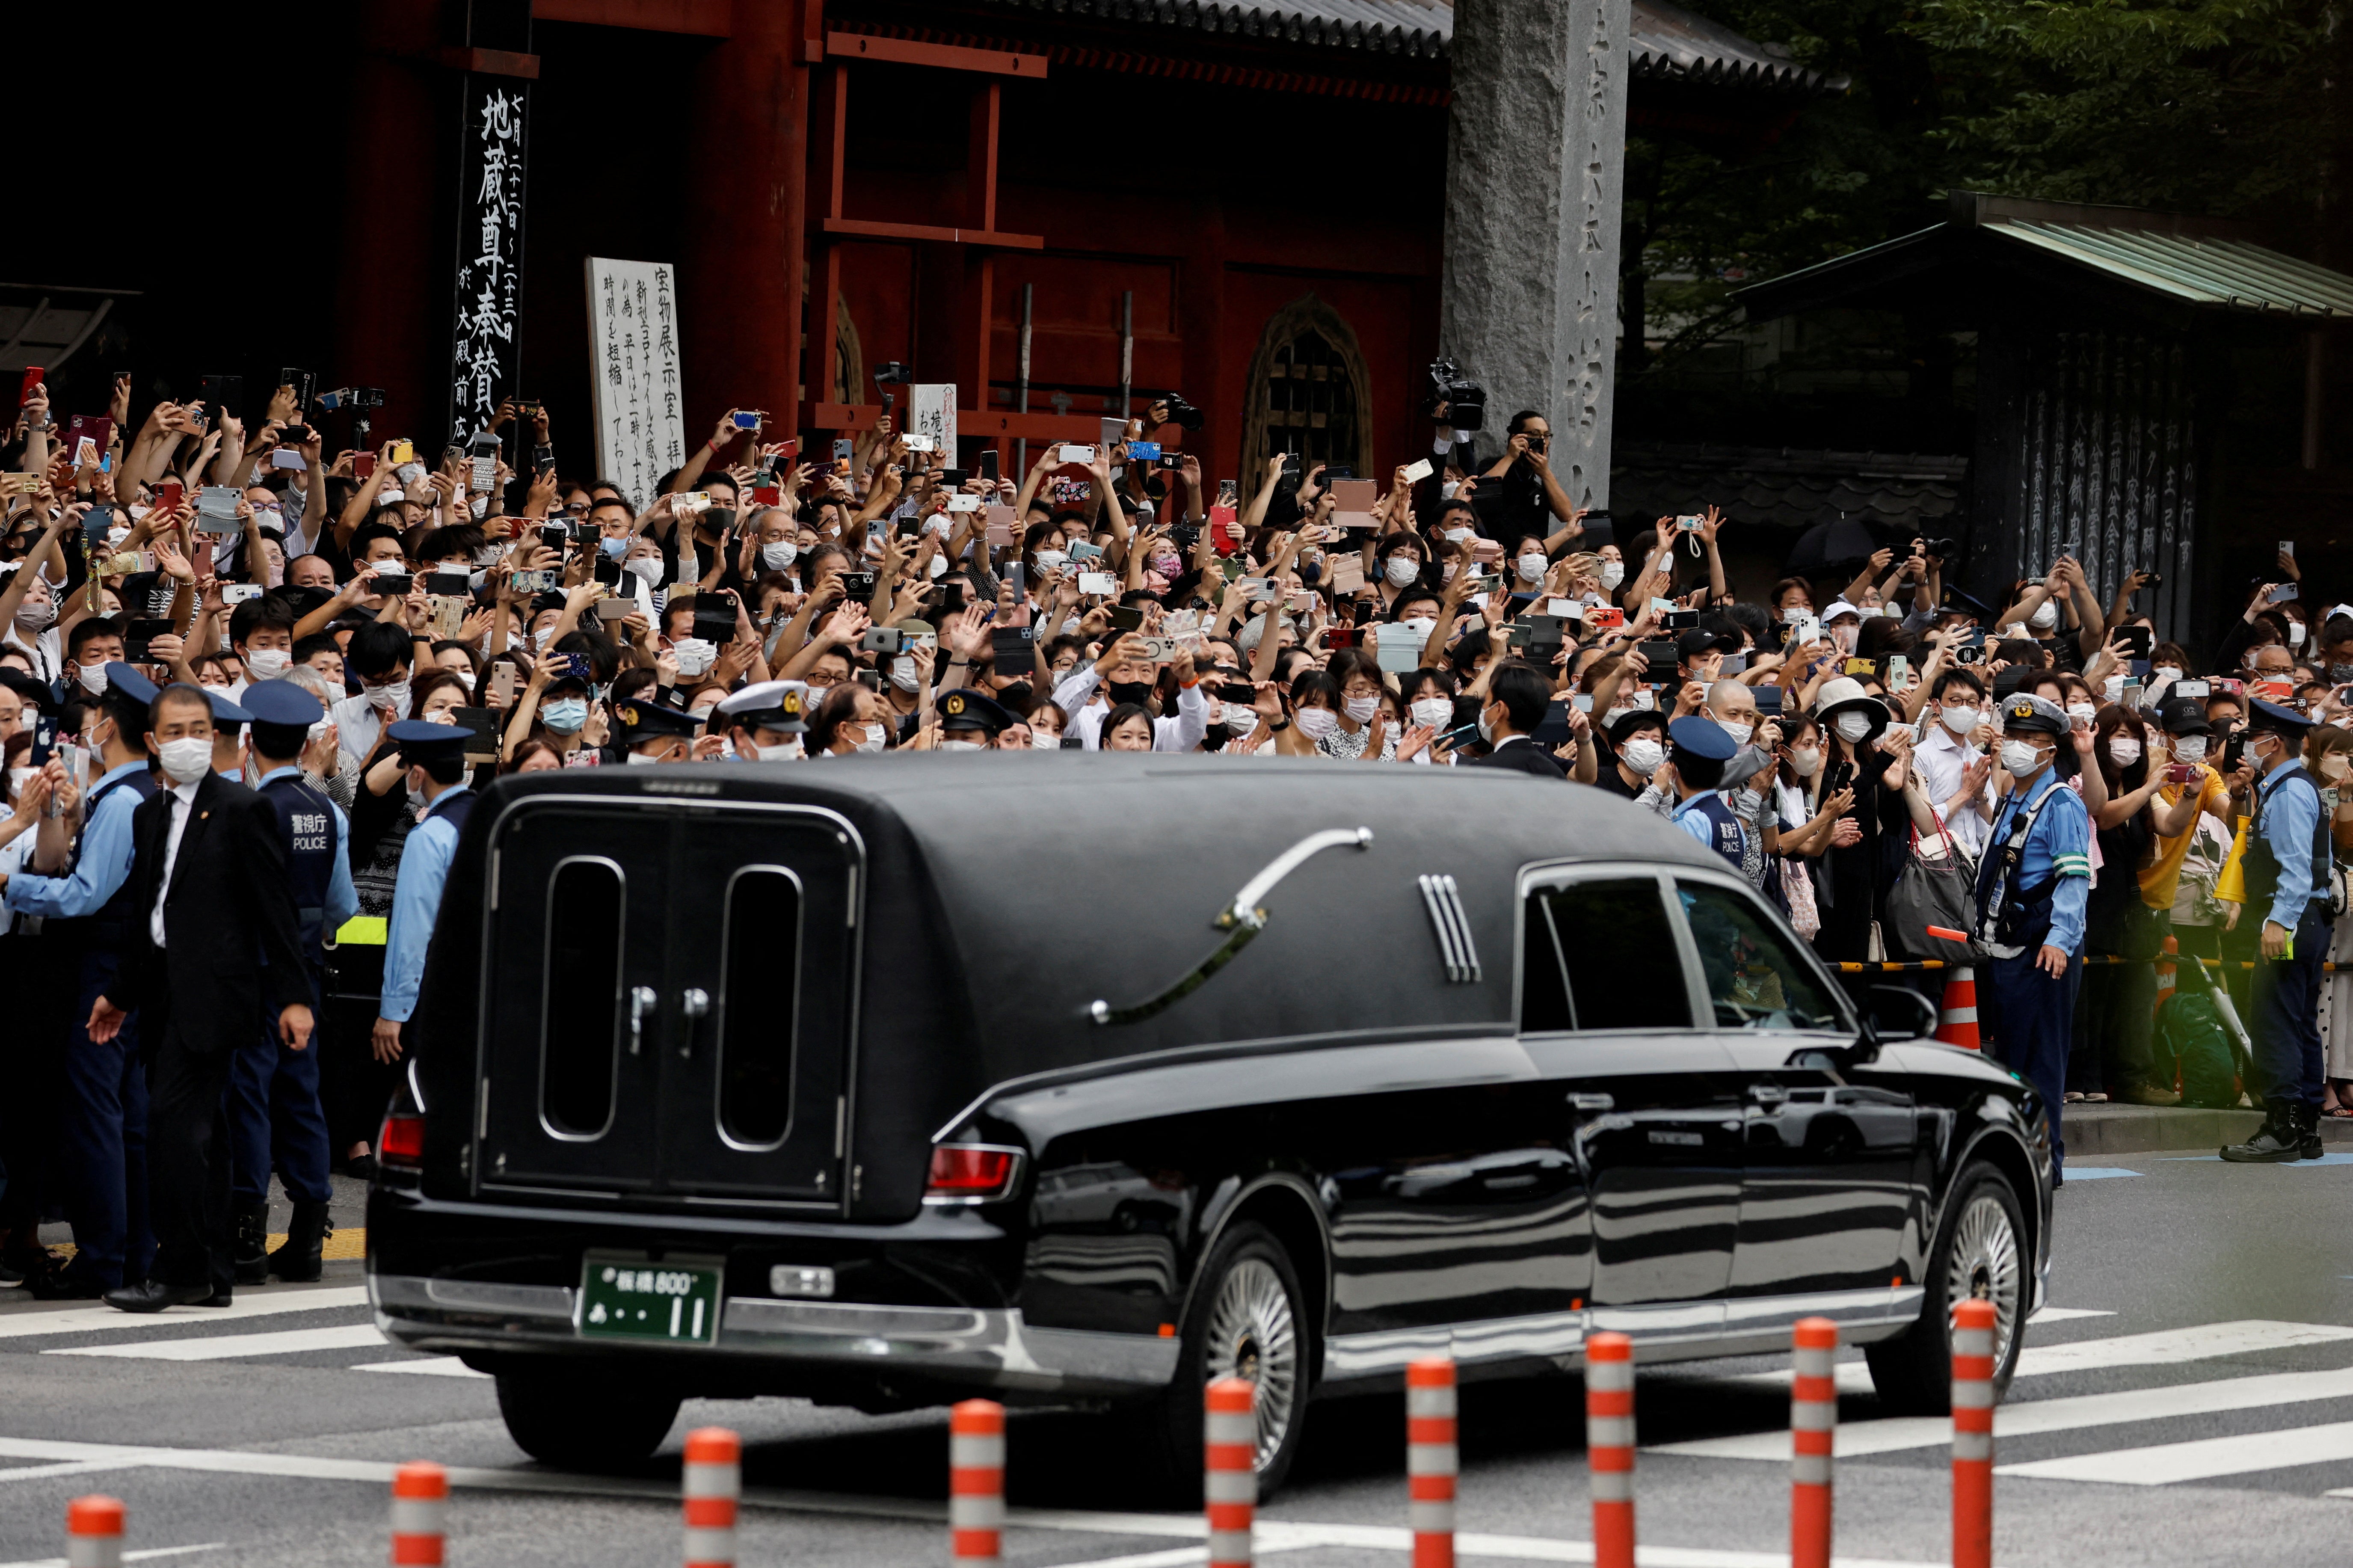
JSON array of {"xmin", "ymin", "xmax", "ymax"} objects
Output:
[
  {"xmin": 87, "ymin": 683, "xmax": 313, "ymax": 1311},
  {"xmin": 1466, "ymin": 661, "xmax": 1570, "ymax": 779}
]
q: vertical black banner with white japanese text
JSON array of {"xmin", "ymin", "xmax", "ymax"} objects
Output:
[{"xmin": 448, "ymin": 74, "xmax": 530, "ymax": 446}]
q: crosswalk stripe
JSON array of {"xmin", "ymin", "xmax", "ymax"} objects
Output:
[
  {"xmin": 1652, "ymin": 1366, "xmax": 2353, "ymax": 1460},
  {"xmin": 45, "ymin": 1324, "xmax": 385, "ymax": 1361},
  {"xmin": 1730, "ymin": 1318, "xmax": 2353, "ymax": 1397},
  {"xmin": 0, "ymin": 1544, "xmax": 223, "ymax": 1568},
  {"xmin": 2024, "ymin": 1307, "xmax": 2114, "ymax": 1323},
  {"xmin": 1996, "ymin": 1419, "xmax": 2353, "ymax": 1485},
  {"xmin": 0, "ymin": 1285, "xmax": 368, "ymax": 1340},
  {"xmin": 350, "ymin": 1358, "xmax": 489, "ymax": 1378}
]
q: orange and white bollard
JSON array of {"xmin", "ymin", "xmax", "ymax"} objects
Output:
[
  {"xmin": 66, "ymin": 1496, "xmax": 124, "ymax": 1568},
  {"xmin": 1586, "ymin": 1331, "xmax": 1636, "ymax": 1568},
  {"xmin": 390, "ymin": 1462, "xmax": 448, "ymax": 1567},
  {"xmin": 1406, "ymin": 1355, "xmax": 1456, "ymax": 1568},
  {"xmin": 1935, "ymin": 966, "xmax": 1980, "ymax": 1049},
  {"xmin": 1952, "ymin": 1299, "xmax": 1996, "ymax": 1568},
  {"xmin": 1205, "ymin": 1378, "xmax": 1256, "ymax": 1568},
  {"xmin": 1790, "ymin": 1318, "xmax": 1837, "ymax": 1568},
  {"xmin": 682, "ymin": 1427, "xmax": 740, "ymax": 1568},
  {"xmin": 949, "ymin": 1400, "xmax": 1005, "ymax": 1568}
]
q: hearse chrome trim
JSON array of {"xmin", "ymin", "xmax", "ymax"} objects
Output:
[
  {"xmin": 1418, "ymin": 874, "xmax": 1482, "ymax": 983},
  {"xmin": 1088, "ymin": 826, "xmax": 1374, "ymax": 1027},
  {"xmin": 370, "ymin": 1272, "xmax": 1181, "ymax": 1391}
]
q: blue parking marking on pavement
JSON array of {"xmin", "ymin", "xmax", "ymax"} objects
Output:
[{"xmin": 2059, "ymin": 1167, "xmax": 2140, "ymax": 1180}]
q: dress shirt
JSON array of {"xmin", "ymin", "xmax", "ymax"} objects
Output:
[
  {"xmin": 149, "ymin": 775, "xmax": 203, "ymax": 948},
  {"xmin": 2255, "ymin": 756, "xmax": 2326, "ymax": 931},
  {"xmin": 1988, "ymin": 772, "xmax": 2092, "ymax": 953},
  {"xmin": 380, "ymin": 785, "xmax": 471, "ymax": 1023},
  {"xmin": 1051, "ymin": 665, "xmax": 1209, "ymax": 751},
  {"xmin": 1913, "ymin": 722, "xmax": 1992, "ymax": 855}
]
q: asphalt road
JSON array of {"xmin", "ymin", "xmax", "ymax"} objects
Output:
[{"xmin": 5, "ymin": 1154, "xmax": 2353, "ymax": 1568}]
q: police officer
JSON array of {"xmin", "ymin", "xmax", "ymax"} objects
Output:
[
  {"xmin": 373, "ymin": 721, "xmax": 475, "ymax": 1067},
  {"xmin": 711, "ymin": 681, "xmax": 809, "ymax": 761},
  {"xmin": 0, "ymin": 664, "xmax": 160, "ymax": 1298},
  {"xmin": 1665, "ymin": 715, "xmax": 1746, "ymax": 869},
  {"xmin": 1973, "ymin": 693, "xmax": 2092, "ymax": 1179},
  {"xmin": 203, "ymin": 688, "xmax": 253, "ymax": 780},
  {"xmin": 228, "ymin": 680, "xmax": 359, "ymax": 1280},
  {"xmin": 2222, "ymin": 699, "xmax": 2331, "ymax": 1162},
  {"xmin": 936, "ymin": 689, "xmax": 1016, "ymax": 750},
  {"xmin": 614, "ymin": 699, "xmax": 705, "ymax": 764}
]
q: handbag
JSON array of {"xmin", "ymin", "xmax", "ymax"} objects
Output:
[
  {"xmin": 1888, "ymin": 813, "xmax": 1981, "ymax": 964},
  {"xmin": 1781, "ymin": 856, "xmax": 1821, "ymax": 940}
]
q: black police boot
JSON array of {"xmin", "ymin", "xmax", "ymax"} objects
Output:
[
  {"xmin": 233, "ymin": 1198, "xmax": 272, "ymax": 1286},
  {"xmin": 2221, "ymin": 1098, "xmax": 2306, "ymax": 1162},
  {"xmin": 267, "ymin": 1202, "xmax": 331, "ymax": 1283},
  {"xmin": 2295, "ymin": 1101, "xmax": 2326, "ymax": 1161}
]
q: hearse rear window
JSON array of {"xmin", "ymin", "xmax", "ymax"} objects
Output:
[
  {"xmin": 1520, "ymin": 880, "xmax": 1694, "ymax": 1033},
  {"xmin": 717, "ymin": 867, "xmax": 800, "ymax": 1147},
  {"xmin": 542, "ymin": 857, "xmax": 623, "ymax": 1137}
]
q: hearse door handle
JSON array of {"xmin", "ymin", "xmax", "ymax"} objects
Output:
[
  {"xmin": 679, "ymin": 988, "xmax": 711, "ymax": 1058},
  {"xmin": 628, "ymin": 986, "xmax": 657, "ymax": 1056},
  {"xmin": 1568, "ymin": 1092, "xmax": 1615, "ymax": 1113}
]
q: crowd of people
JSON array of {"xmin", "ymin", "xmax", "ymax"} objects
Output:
[{"xmin": 1, "ymin": 372, "xmax": 2347, "ymax": 1301}]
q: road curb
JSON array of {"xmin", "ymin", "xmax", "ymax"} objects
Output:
[{"xmin": 2066, "ymin": 1104, "xmax": 2353, "ymax": 1155}]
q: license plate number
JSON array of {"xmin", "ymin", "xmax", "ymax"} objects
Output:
[{"xmin": 578, "ymin": 1255, "xmax": 723, "ymax": 1345}]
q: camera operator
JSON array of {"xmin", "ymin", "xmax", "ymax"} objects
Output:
[{"xmin": 1477, "ymin": 412, "xmax": 1577, "ymax": 552}]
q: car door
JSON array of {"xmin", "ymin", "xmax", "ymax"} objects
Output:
[
  {"xmin": 1517, "ymin": 867, "xmax": 1745, "ymax": 1347},
  {"xmin": 1666, "ymin": 874, "xmax": 1919, "ymax": 1328}
]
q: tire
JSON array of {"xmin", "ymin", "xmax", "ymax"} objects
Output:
[
  {"xmin": 496, "ymin": 1364, "xmax": 682, "ymax": 1469},
  {"xmin": 1138, "ymin": 1219, "xmax": 1314, "ymax": 1502},
  {"xmin": 1864, "ymin": 1162, "xmax": 2028, "ymax": 1415}
]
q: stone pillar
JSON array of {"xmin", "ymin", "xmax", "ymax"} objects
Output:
[{"xmin": 1440, "ymin": 0, "xmax": 1630, "ymax": 512}]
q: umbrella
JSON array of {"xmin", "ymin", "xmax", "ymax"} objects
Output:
[{"xmin": 1784, "ymin": 518, "xmax": 1878, "ymax": 580}]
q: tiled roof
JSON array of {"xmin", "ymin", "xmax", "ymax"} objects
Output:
[
  {"xmin": 1613, "ymin": 443, "xmax": 1967, "ymax": 532},
  {"xmin": 964, "ymin": 0, "xmax": 1845, "ymax": 91}
]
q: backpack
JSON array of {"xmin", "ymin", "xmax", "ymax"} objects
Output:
[{"xmin": 2157, "ymin": 991, "xmax": 2241, "ymax": 1110}]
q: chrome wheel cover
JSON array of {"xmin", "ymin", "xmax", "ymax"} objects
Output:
[
  {"xmin": 1946, "ymin": 1191, "xmax": 2022, "ymax": 1372},
  {"xmin": 1202, "ymin": 1257, "xmax": 1300, "ymax": 1471}
]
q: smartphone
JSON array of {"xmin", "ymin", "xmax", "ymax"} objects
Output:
[
  {"xmin": 352, "ymin": 453, "xmax": 377, "ymax": 482},
  {"xmin": 732, "ymin": 410, "xmax": 760, "ymax": 431},
  {"xmin": 221, "ymin": 583, "xmax": 265, "ymax": 605},
  {"xmin": 200, "ymin": 373, "xmax": 243, "ymax": 415},
  {"xmin": 2279, "ymin": 540, "xmax": 2295, "ymax": 558},
  {"xmin": 1058, "ymin": 444, "xmax": 1096, "ymax": 465},
  {"xmin": 1107, "ymin": 605, "xmax": 1146, "ymax": 634},
  {"xmin": 2121, "ymin": 677, "xmax": 2143, "ymax": 710},
  {"xmin": 19, "ymin": 366, "xmax": 44, "ymax": 405},
  {"xmin": 1585, "ymin": 606, "xmax": 1626, "ymax": 633},
  {"xmin": 1842, "ymin": 657, "xmax": 1878, "ymax": 676},
  {"xmin": 371, "ymin": 571, "xmax": 415, "ymax": 597},
  {"xmin": 1888, "ymin": 654, "xmax": 1909, "ymax": 686},
  {"xmin": 491, "ymin": 663, "xmax": 518, "ymax": 705},
  {"xmin": 1078, "ymin": 571, "xmax": 1120, "ymax": 597},
  {"xmin": 2174, "ymin": 679, "xmax": 2211, "ymax": 699},
  {"xmin": 1753, "ymin": 685, "xmax": 1784, "ymax": 717},
  {"xmin": 979, "ymin": 448, "xmax": 1000, "ymax": 483},
  {"xmin": 836, "ymin": 571, "xmax": 877, "ymax": 600},
  {"xmin": 1004, "ymin": 563, "xmax": 1025, "ymax": 599},
  {"xmin": 860, "ymin": 627, "xmax": 905, "ymax": 654},
  {"xmin": 425, "ymin": 570, "xmax": 471, "ymax": 598},
  {"xmin": 510, "ymin": 568, "xmax": 560, "ymax": 594},
  {"xmin": 389, "ymin": 439, "xmax": 415, "ymax": 465},
  {"xmin": 562, "ymin": 653, "xmax": 596, "ymax": 683},
  {"xmin": 123, "ymin": 618, "xmax": 175, "ymax": 663},
  {"xmin": 2165, "ymin": 762, "xmax": 2200, "ymax": 784},
  {"xmin": 27, "ymin": 714, "xmax": 59, "ymax": 768},
  {"xmin": 1401, "ymin": 458, "xmax": 1434, "ymax": 484},
  {"xmin": 1320, "ymin": 626, "xmax": 1364, "ymax": 650},
  {"xmin": 2267, "ymin": 582, "xmax": 2300, "ymax": 605},
  {"xmin": 1437, "ymin": 720, "xmax": 1483, "ymax": 752},
  {"xmin": 675, "ymin": 492, "xmax": 712, "ymax": 515},
  {"xmin": 2117, "ymin": 625, "xmax": 2154, "ymax": 658},
  {"xmin": 1129, "ymin": 441, "xmax": 1162, "ymax": 462},
  {"xmin": 832, "ymin": 438, "xmax": 855, "ymax": 465},
  {"xmin": 1676, "ymin": 516, "xmax": 1703, "ymax": 532},
  {"xmin": 1639, "ymin": 640, "xmax": 1680, "ymax": 668},
  {"xmin": 271, "ymin": 449, "xmax": 308, "ymax": 471},
  {"xmin": 947, "ymin": 492, "xmax": 982, "ymax": 514},
  {"xmin": 991, "ymin": 625, "xmax": 1034, "ymax": 667}
]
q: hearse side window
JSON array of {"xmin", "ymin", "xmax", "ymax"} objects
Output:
[
  {"xmin": 1520, "ymin": 879, "xmax": 1694, "ymax": 1033},
  {"xmin": 1674, "ymin": 880, "xmax": 1846, "ymax": 1032},
  {"xmin": 542, "ymin": 857, "xmax": 623, "ymax": 1137},
  {"xmin": 717, "ymin": 868, "xmax": 800, "ymax": 1147}
]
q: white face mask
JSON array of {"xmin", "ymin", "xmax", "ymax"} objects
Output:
[
  {"xmin": 1034, "ymin": 550, "xmax": 1069, "ymax": 574},
  {"xmin": 1398, "ymin": 616, "xmax": 1437, "ymax": 640},
  {"xmin": 157, "ymin": 736, "xmax": 212, "ymax": 785},
  {"xmin": 761, "ymin": 541, "xmax": 798, "ymax": 572},
  {"xmin": 2152, "ymin": 665, "xmax": 2183, "ymax": 686},
  {"xmin": 2108, "ymin": 737, "xmax": 2143, "ymax": 766},
  {"xmin": 2172, "ymin": 735, "xmax": 2208, "ymax": 765},
  {"xmin": 7, "ymin": 765, "xmax": 33, "ymax": 801},
  {"xmin": 1834, "ymin": 712, "xmax": 1873, "ymax": 743},
  {"xmin": 75, "ymin": 663, "xmax": 109, "ymax": 694},
  {"xmin": 2001, "ymin": 738, "xmax": 2048, "ymax": 775},
  {"xmin": 938, "ymin": 738, "xmax": 984, "ymax": 752},
  {"xmin": 1516, "ymin": 554, "xmax": 1547, "ymax": 583},
  {"xmin": 623, "ymin": 749, "xmax": 669, "ymax": 766},
  {"xmin": 1599, "ymin": 562, "xmax": 1625, "ymax": 590},
  {"xmin": 1343, "ymin": 694, "xmax": 1380, "ymax": 724},
  {"xmin": 1789, "ymin": 746, "xmax": 1822, "ymax": 777},
  {"xmin": 2067, "ymin": 702, "xmax": 2097, "ymax": 723},
  {"xmin": 1029, "ymin": 729, "xmax": 1059, "ymax": 749},
  {"xmin": 1830, "ymin": 623, "xmax": 1859, "ymax": 654},
  {"xmin": 1716, "ymin": 718, "xmax": 1754, "ymax": 747},
  {"xmin": 2102, "ymin": 675, "xmax": 2125, "ymax": 702},
  {"xmin": 1620, "ymin": 737, "xmax": 1665, "ymax": 776},
  {"xmin": 673, "ymin": 638, "xmax": 718, "ymax": 677},
  {"xmin": 855, "ymin": 723, "xmax": 886, "ymax": 753},
  {"xmin": 1226, "ymin": 705, "xmax": 1259, "ymax": 736},
  {"xmin": 1410, "ymin": 697, "xmax": 1453, "ymax": 729},
  {"xmin": 1441, "ymin": 527, "xmax": 1473, "ymax": 544},
  {"xmin": 15, "ymin": 593, "xmax": 55, "ymax": 630},
  {"xmin": 244, "ymin": 647, "xmax": 291, "ymax": 682},
  {"xmin": 368, "ymin": 676, "xmax": 411, "ymax": 715},
  {"xmin": 2028, "ymin": 601, "xmax": 2059, "ymax": 631},
  {"xmin": 890, "ymin": 656, "xmax": 921, "ymax": 693},
  {"xmin": 1295, "ymin": 707, "xmax": 1340, "ymax": 740},
  {"xmin": 2288, "ymin": 622, "xmax": 2307, "ymax": 647},
  {"xmin": 1385, "ymin": 557, "xmax": 1421, "ymax": 587},
  {"xmin": 624, "ymin": 558, "xmax": 662, "ymax": 585},
  {"xmin": 1940, "ymin": 704, "xmax": 1979, "ymax": 735}
]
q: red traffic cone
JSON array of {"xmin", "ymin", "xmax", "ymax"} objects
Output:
[{"xmin": 1936, "ymin": 966, "xmax": 1980, "ymax": 1049}]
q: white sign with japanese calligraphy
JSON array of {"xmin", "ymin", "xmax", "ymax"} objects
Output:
[
  {"xmin": 448, "ymin": 80, "xmax": 530, "ymax": 445},
  {"xmin": 910, "ymin": 383, "xmax": 957, "ymax": 456},
  {"xmin": 585, "ymin": 257, "xmax": 686, "ymax": 509}
]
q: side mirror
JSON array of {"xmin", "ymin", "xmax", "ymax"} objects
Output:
[{"xmin": 1865, "ymin": 984, "xmax": 1939, "ymax": 1042}]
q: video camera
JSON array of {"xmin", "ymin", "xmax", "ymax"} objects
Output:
[
  {"xmin": 1156, "ymin": 392, "xmax": 1205, "ymax": 431},
  {"xmin": 873, "ymin": 362, "xmax": 909, "ymax": 413},
  {"xmin": 1422, "ymin": 356, "xmax": 1486, "ymax": 432}
]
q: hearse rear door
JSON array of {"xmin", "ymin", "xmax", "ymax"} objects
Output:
[{"xmin": 475, "ymin": 796, "xmax": 860, "ymax": 1207}]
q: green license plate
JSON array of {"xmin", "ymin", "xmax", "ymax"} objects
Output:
[{"xmin": 578, "ymin": 1254, "xmax": 724, "ymax": 1345}]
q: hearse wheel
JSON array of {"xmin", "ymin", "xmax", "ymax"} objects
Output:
[
  {"xmin": 1864, "ymin": 1161, "xmax": 2027, "ymax": 1415},
  {"xmin": 1142, "ymin": 1220, "xmax": 1312, "ymax": 1503},
  {"xmin": 496, "ymin": 1363, "xmax": 682, "ymax": 1470}
]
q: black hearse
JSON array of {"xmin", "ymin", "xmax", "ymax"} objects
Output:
[{"xmin": 367, "ymin": 756, "xmax": 2051, "ymax": 1489}]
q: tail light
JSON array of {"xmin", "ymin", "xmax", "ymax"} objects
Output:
[
  {"xmin": 380, "ymin": 1111, "xmax": 427, "ymax": 1171},
  {"xmin": 924, "ymin": 1144, "xmax": 1024, "ymax": 1204}
]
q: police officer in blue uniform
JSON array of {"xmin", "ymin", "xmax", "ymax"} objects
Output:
[
  {"xmin": 711, "ymin": 680, "xmax": 809, "ymax": 761},
  {"xmin": 1974, "ymin": 693, "xmax": 2093, "ymax": 1180},
  {"xmin": 1665, "ymin": 715, "xmax": 1747, "ymax": 869},
  {"xmin": 228, "ymin": 681, "xmax": 359, "ymax": 1280},
  {"xmin": 0, "ymin": 664, "xmax": 160, "ymax": 1298},
  {"xmin": 2222, "ymin": 699, "xmax": 2331, "ymax": 1162},
  {"xmin": 373, "ymin": 721, "xmax": 475, "ymax": 1066}
]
